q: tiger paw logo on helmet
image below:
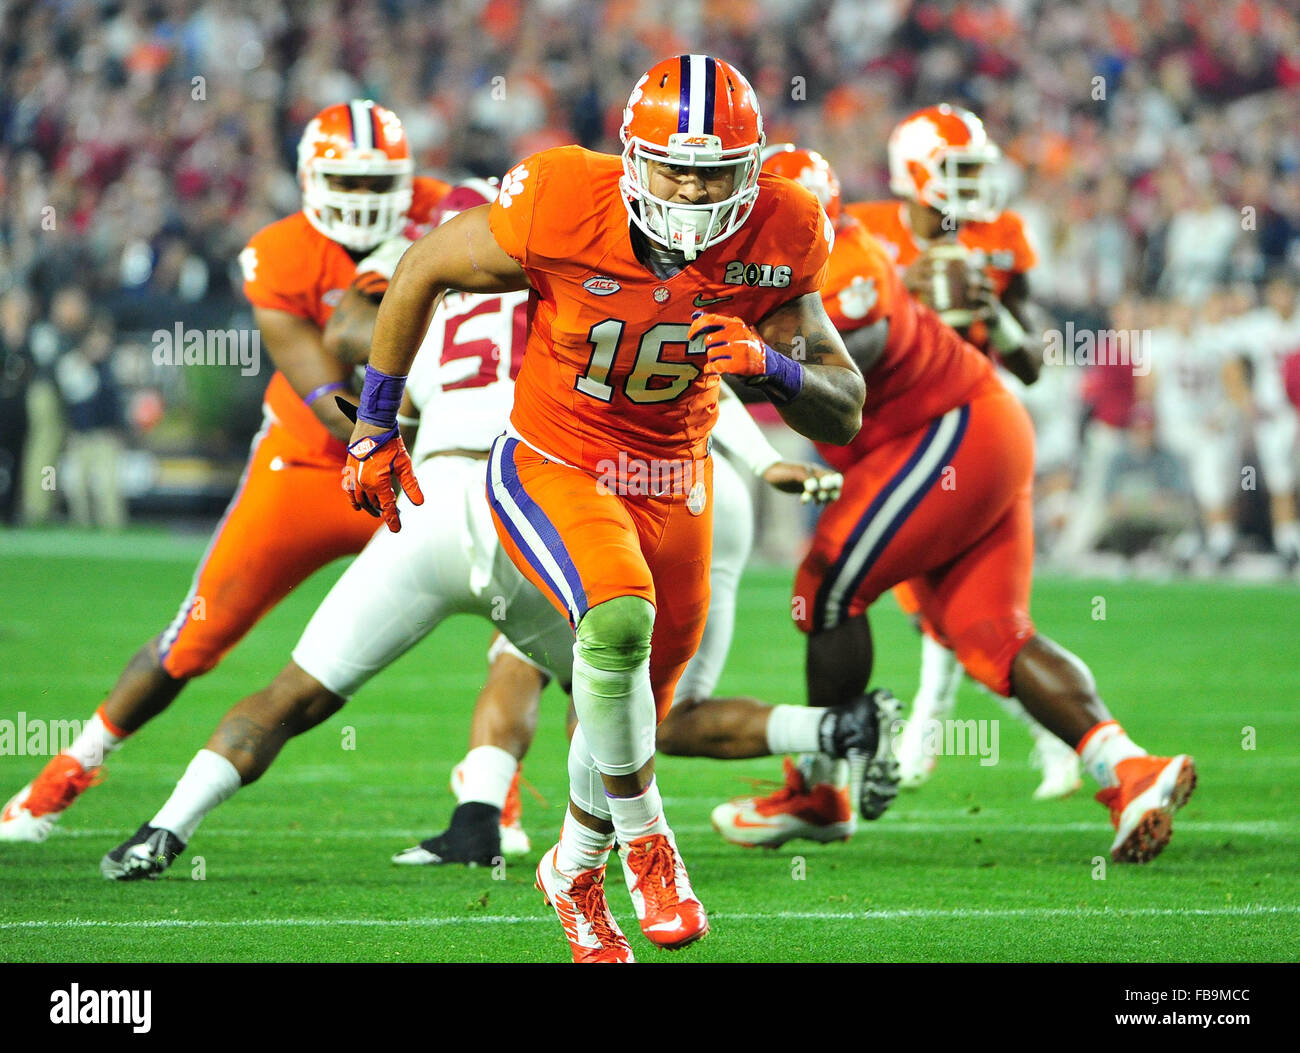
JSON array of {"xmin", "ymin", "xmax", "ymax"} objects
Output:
[
  {"xmin": 618, "ymin": 54, "xmax": 765, "ymax": 262},
  {"xmin": 298, "ymin": 99, "xmax": 415, "ymax": 252},
  {"xmin": 497, "ymin": 165, "xmax": 531, "ymax": 209},
  {"xmin": 888, "ymin": 104, "xmax": 1004, "ymax": 224}
]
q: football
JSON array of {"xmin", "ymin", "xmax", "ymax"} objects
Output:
[{"xmin": 904, "ymin": 242, "xmax": 983, "ymax": 327}]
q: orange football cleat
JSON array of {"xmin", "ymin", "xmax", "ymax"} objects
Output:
[
  {"xmin": 1097, "ymin": 754, "xmax": 1197, "ymax": 863},
  {"xmin": 535, "ymin": 846, "xmax": 635, "ymax": 964},
  {"xmin": 710, "ymin": 756, "xmax": 855, "ymax": 848},
  {"xmin": 619, "ymin": 832, "xmax": 709, "ymax": 950},
  {"xmin": 0, "ymin": 754, "xmax": 103, "ymax": 843}
]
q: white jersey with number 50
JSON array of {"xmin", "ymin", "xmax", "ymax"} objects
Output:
[{"xmin": 408, "ymin": 288, "xmax": 531, "ymax": 460}]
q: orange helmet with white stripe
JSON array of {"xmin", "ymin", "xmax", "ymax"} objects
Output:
[
  {"xmin": 619, "ymin": 54, "xmax": 765, "ymax": 260},
  {"xmin": 297, "ymin": 99, "xmax": 414, "ymax": 251},
  {"xmin": 888, "ymin": 104, "xmax": 1002, "ymax": 223},
  {"xmin": 761, "ymin": 143, "xmax": 841, "ymax": 223}
]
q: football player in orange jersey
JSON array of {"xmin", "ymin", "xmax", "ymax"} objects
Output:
[
  {"xmin": 845, "ymin": 105, "xmax": 1081, "ymax": 798},
  {"xmin": 677, "ymin": 147, "xmax": 1195, "ymax": 865},
  {"xmin": 345, "ymin": 56, "xmax": 867, "ymax": 963},
  {"xmin": 0, "ymin": 101, "xmax": 454, "ymax": 843}
]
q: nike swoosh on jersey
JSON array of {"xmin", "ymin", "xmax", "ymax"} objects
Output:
[{"xmin": 693, "ymin": 293, "xmax": 734, "ymax": 307}]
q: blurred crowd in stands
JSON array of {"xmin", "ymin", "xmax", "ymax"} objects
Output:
[{"xmin": 2, "ymin": 0, "xmax": 1299, "ymax": 574}]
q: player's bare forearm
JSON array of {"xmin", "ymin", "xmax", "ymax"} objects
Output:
[{"xmin": 757, "ymin": 293, "xmax": 864, "ymax": 445}]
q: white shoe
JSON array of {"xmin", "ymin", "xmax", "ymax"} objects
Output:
[
  {"xmin": 895, "ymin": 716, "xmax": 937, "ymax": 789},
  {"xmin": 1029, "ymin": 735, "xmax": 1083, "ymax": 800}
]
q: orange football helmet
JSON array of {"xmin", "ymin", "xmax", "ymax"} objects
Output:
[
  {"xmin": 888, "ymin": 104, "xmax": 1002, "ymax": 223},
  {"xmin": 619, "ymin": 54, "xmax": 765, "ymax": 260},
  {"xmin": 760, "ymin": 143, "xmax": 841, "ymax": 223},
  {"xmin": 297, "ymin": 99, "xmax": 414, "ymax": 251}
]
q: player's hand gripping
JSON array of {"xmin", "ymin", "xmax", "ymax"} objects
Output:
[
  {"xmin": 688, "ymin": 311, "xmax": 805, "ymax": 403},
  {"xmin": 338, "ymin": 391, "xmax": 423, "ymax": 532},
  {"xmin": 761, "ymin": 462, "xmax": 844, "ymax": 504}
]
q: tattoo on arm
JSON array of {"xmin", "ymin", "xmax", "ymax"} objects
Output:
[{"xmin": 214, "ymin": 715, "xmax": 269, "ymax": 759}]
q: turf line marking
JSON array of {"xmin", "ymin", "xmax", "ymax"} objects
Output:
[
  {"xmin": 45, "ymin": 819, "xmax": 1294, "ymax": 840},
  {"xmin": 3, "ymin": 905, "xmax": 1298, "ymax": 931}
]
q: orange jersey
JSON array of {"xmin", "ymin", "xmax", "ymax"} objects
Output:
[
  {"xmin": 240, "ymin": 175, "xmax": 450, "ymax": 461},
  {"xmin": 488, "ymin": 147, "xmax": 831, "ymax": 479},
  {"xmin": 817, "ymin": 216, "xmax": 997, "ymax": 471},
  {"xmin": 843, "ymin": 200, "xmax": 1035, "ymax": 297}
]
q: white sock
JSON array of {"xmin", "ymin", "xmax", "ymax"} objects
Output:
[
  {"xmin": 766, "ymin": 705, "xmax": 828, "ymax": 754},
  {"xmin": 150, "ymin": 749, "xmax": 241, "ymax": 843},
  {"xmin": 65, "ymin": 712, "xmax": 127, "ymax": 770},
  {"xmin": 607, "ymin": 776, "xmax": 669, "ymax": 844},
  {"xmin": 555, "ymin": 804, "xmax": 615, "ymax": 874},
  {"xmin": 1207, "ymin": 521, "xmax": 1235, "ymax": 559},
  {"xmin": 914, "ymin": 634, "xmax": 963, "ymax": 719},
  {"xmin": 1077, "ymin": 721, "xmax": 1147, "ymax": 788},
  {"xmin": 1275, "ymin": 521, "xmax": 1300, "ymax": 557},
  {"xmin": 455, "ymin": 745, "xmax": 517, "ymax": 810}
]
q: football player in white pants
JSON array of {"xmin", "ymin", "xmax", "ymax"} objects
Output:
[
  {"xmin": 1231, "ymin": 278, "xmax": 1300, "ymax": 570},
  {"xmin": 1152, "ymin": 295, "xmax": 1239, "ymax": 567}
]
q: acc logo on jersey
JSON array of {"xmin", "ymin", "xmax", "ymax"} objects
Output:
[
  {"xmin": 583, "ymin": 276, "xmax": 622, "ymax": 296},
  {"xmin": 723, "ymin": 261, "xmax": 792, "ymax": 288},
  {"xmin": 498, "ymin": 164, "xmax": 530, "ymax": 208}
]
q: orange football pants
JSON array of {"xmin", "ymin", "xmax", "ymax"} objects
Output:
[
  {"xmin": 158, "ymin": 418, "xmax": 380, "ymax": 678},
  {"xmin": 794, "ymin": 386, "xmax": 1036, "ymax": 695},
  {"xmin": 486, "ymin": 435, "xmax": 712, "ymax": 719}
]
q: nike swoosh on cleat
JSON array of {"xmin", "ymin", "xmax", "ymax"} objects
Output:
[
  {"xmin": 693, "ymin": 293, "xmax": 734, "ymax": 307},
  {"xmin": 729, "ymin": 815, "xmax": 779, "ymax": 829},
  {"xmin": 647, "ymin": 914, "xmax": 683, "ymax": 933}
]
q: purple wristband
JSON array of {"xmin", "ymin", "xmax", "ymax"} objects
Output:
[
  {"xmin": 304, "ymin": 380, "xmax": 347, "ymax": 406},
  {"xmin": 753, "ymin": 344, "xmax": 804, "ymax": 405},
  {"xmin": 358, "ymin": 364, "xmax": 408, "ymax": 429}
]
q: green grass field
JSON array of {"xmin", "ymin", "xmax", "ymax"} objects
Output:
[{"xmin": 1, "ymin": 528, "xmax": 1297, "ymax": 963}]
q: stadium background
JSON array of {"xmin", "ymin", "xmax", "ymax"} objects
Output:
[
  {"xmin": 1, "ymin": 0, "xmax": 1298, "ymax": 969},
  {"xmin": 3, "ymin": 0, "xmax": 1300, "ymax": 570}
]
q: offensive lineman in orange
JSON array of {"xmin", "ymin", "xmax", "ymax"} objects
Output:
[
  {"xmin": 682, "ymin": 148, "xmax": 1196, "ymax": 866},
  {"xmin": 344, "ymin": 56, "xmax": 868, "ymax": 963},
  {"xmin": 0, "ymin": 101, "xmax": 450, "ymax": 841},
  {"xmin": 847, "ymin": 105, "xmax": 1081, "ymax": 797}
]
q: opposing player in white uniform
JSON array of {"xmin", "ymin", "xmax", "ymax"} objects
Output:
[
  {"xmin": 1229, "ymin": 278, "xmax": 1300, "ymax": 570},
  {"xmin": 1151, "ymin": 294, "xmax": 1239, "ymax": 567}
]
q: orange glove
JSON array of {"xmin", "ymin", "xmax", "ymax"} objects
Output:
[
  {"xmin": 688, "ymin": 311, "xmax": 804, "ymax": 403},
  {"xmin": 339, "ymin": 393, "xmax": 424, "ymax": 532}
]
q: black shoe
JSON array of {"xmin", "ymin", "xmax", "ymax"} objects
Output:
[
  {"xmin": 844, "ymin": 689, "xmax": 902, "ymax": 821},
  {"xmin": 391, "ymin": 802, "xmax": 502, "ymax": 866},
  {"xmin": 100, "ymin": 823, "xmax": 185, "ymax": 881},
  {"xmin": 819, "ymin": 689, "xmax": 893, "ymax": 757}
]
